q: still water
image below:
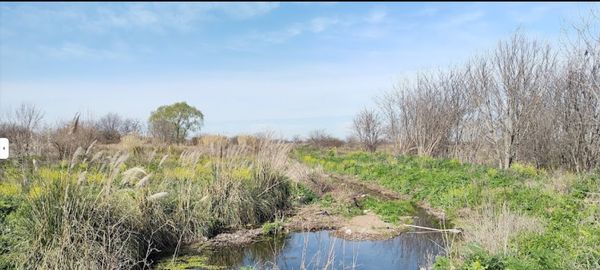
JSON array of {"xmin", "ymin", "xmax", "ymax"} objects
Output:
[{"xmin": 186, "ymin": 211, "xmax": 446, "ymax": 270}]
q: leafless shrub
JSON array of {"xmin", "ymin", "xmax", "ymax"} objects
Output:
[
  {"xmin": 378, "ymin": 70, "xmax": 469, "ymax": 156},
  {"xmin": 0, "ymin": 103, "xmax": 44, "ymax": 157},
  {"xmin": 352, "ymin": 108, "xmax": 383, "ymax": 152},
  {"xmin": 95, "ymin": 113, "xmax": 143, "ymax": 144},
  {"xmin": 50, "ymin": 113, "xmax": 99, "ymax": 160},
  {"xmin": 96, "ymin": 113, "xmax": 124, "ymax": 143},
  {"xmin": 307, "ymin": 129, "xmax": 344, "ymax": 148}
]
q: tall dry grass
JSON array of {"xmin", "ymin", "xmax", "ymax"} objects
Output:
[
  {"xmin": 2, "ymin": 136, "xmax": 293, "ymax": 269},
  {"xmin": 460, "ymin": 203, "xmax": 543, "ymax": 256}
]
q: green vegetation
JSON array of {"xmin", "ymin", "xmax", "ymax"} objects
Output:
[
  {"xmin": 148, "ymin": 102, "xmax": 204, "ymax": 143},
  {"xmin": 0, "ymin": 141, "xmax": 292, "ymax": 269},
  {"xmin": 296, "ymin": 147, "xmax": 600, "ymax": 270},
  {"xmin": 290, "ymin": 182, "xmax": 318, "ymax": 205},
  {"xmin": 362, "ymin": 197, "xmax": 414, "ymax": 224},
  {"xmin": 262, "ymin": 220, "xmax": 284, "ymax": 235},
  {"xmin": 155, "ymin": 255, "xmax": 222, "ymax": 270}
]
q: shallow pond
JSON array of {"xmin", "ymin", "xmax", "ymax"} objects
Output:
[
  {"xmin": 160, "ymin": 209, "xmax": 448, "ymax": 270},
  {"xmin": 207, "ymin": 229, "xmax": 445, "ymax": 269}
]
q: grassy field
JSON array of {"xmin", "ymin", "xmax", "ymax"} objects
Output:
[
  {"xmin": 0, "ymin": 140, "xmax": 293, "ymax": 269},
  {"xmin": 1, "ymin": 142, "xmax": 598, "ymax": 269},
  {"xmin": 296, "ymin": 147, "xmax": 600, "ymax": 270}
]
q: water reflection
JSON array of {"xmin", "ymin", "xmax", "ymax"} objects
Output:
[
  {"xmin": 174, "ymin": 208, "xmax": 447, "ymax": 269},
  {"xmin": 197, "ymin": 217, "xmax": 445, "ymax": 269}
]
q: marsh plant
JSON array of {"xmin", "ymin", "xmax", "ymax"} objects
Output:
[{"xmin": 0, "ymin": 136, "xmax": 292, "ymax": 269}]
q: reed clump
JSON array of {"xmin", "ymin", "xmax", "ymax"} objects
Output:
[{"xmin": 0, "ymin": 137, "xmax": 293, "ymax": 269}]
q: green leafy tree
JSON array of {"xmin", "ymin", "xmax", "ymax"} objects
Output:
[{"xmin": 148, "ymin": 102, "xmax": 204, "ymax": 143}]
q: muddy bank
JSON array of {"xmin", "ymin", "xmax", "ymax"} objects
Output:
[
  {"xmin": 194, "ymin": 168, "xmax": 448, "ymax": 248},
  {"xmin": 192, "ymin": 204, "xmax": 409, "ymax": 250}
]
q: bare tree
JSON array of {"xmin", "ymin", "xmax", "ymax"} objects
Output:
[
  {"xmin": 367, "ymin": 14, "xmax": 599, "ymax": 172},
  {"xmin": 0, "ymin": 103, "xmax": 44, "ymax": 156},
  {"xmin": 121, "ymin": 118, "xmax": 142, "ymax": 135},
  {"xmin": 352, "ymin": 108, "xmax": 383, "ymax": 152},
  {"xmin": 97, "ymin": 113, "xmax": 123, "ymax": 143},
  {"xmin": 377, "ymin": 91, "xmax": 402, "ymax": 151},
  {"xmin": 377, "ymin": 70, "xmax": 469, "ymax": 157},
  {"xmin": 96, "ymin": 113, "xmax": 143, "ymax": 143},
  {"xmin": 549, "ymin": 11, "xmax": 600, "ymax": 171},
  {"xmin": 470, "ymin": 34, "xmax": 555, "ymax": 169}
]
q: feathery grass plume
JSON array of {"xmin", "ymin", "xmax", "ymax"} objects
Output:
[
  {"xmin": 136, "ymin": 173, "xmax": 152, "ymax": 188},
  {"xmin": 91, "ymin": 150, "xmax": 104, "ymax": 163},
  {"xmin": 32, "ymin": 159, "xmax": 38, "ymax": 172},
  {"xmin": 68, "ymin": 112, "xmax": 80, "ymax": 135},
  {"xmin": 158, "ymin": 154, "xmax": 169, "ymax": 168},
  {"xmin": 68, "ymin": 146, "xmax": 84, "ymax": 172},
  {"xmin": 84, "ymin": 139, "xmax": 97, "ymax": 156},
  {"xmin": 121, "ymin": 167, "xmax": 146, "ymax": 185},
  {"xmin": 77, "ymin": 171, "xmax": 87, "ymax": 185},
  {"xmin": 178, "ymin": 150, "xmax": 188, "ymax": 162},
  {"xmin": 148, "ymin": 192, "xmax": 168, "ymax": 201},
  {"xmin": 179, "ymin": 150, "xmax": 202, "ymax": 167},
  {"xmin": 104, "ymin": 152, "xmax": 129, "ymax": 197},
  {"xmin": 109, "ymin": 152, "xmax": 129, "ymax": 180}
]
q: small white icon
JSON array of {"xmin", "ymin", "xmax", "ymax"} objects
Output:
[{"xmin": 0, "ymin": 138, "xmax": 9, "ymax": 159}]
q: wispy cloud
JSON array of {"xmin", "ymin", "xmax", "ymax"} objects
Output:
[
  {"xmin": 1, "ymin": 3, "xmax": 280, "ymax": 34},
  {"xmin": 236, "ymin": 16, "xmax": 343, "ymax": 45},
  {"xmin": 440, "ymin": 10, "xmax": 485, "ymax": 29},
  {"xmin": 233, "ymin": 7, "xmax": 390, "ymax": 47}
]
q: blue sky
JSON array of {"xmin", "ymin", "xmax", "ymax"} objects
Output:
[{"xmin": 0, "ymin": 2, "xmax": 595, "ymax": 138}]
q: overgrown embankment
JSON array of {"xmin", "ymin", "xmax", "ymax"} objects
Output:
[
  {"xmin": 296, "ymin": 147, "xmax": 600, "ymax": 270},
  {"xmin": 0, "ymin": 141, "xmax": 292, "ymax": 269}
]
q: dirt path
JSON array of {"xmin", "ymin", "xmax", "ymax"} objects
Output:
[{"xmin": 284, "ymin": 162, "xmax": 412, "ymax": 241}]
